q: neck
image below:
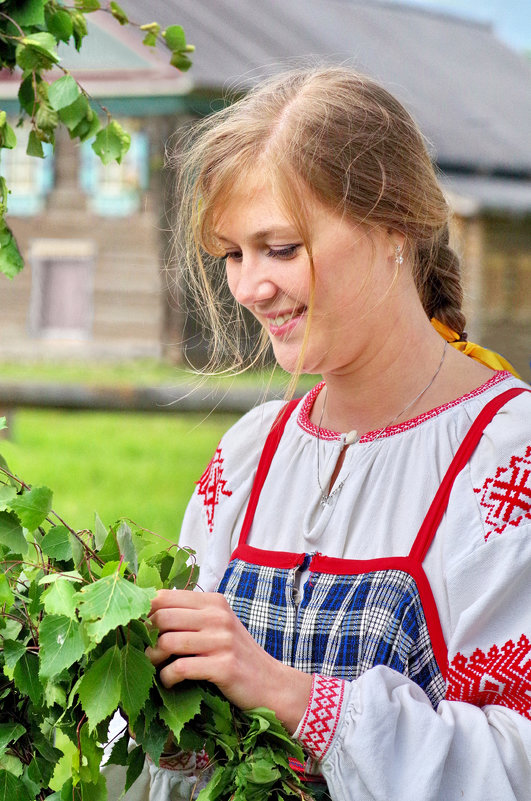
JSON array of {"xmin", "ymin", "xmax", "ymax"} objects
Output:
[{"xmin": 317, "ymin": 316, "xmax": 449, "ymax": 434}]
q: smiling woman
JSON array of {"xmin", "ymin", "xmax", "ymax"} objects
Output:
[{"xmin": 123, "ymin": 66, "xmax": 531, "ymax": 801}]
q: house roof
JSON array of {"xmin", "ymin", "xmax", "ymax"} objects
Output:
[{"xmin": 120, "ymin": 0, "xmax": 531, "ymax": 179}]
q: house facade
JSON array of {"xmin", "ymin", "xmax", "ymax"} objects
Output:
[{"xmin": 0, "ymin": 1, "xmax": 530, "ymax": 379}]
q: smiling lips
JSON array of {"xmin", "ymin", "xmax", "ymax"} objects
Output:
[{"xmin": 267, "ymin": 306, "xmax": 307, "ymax": 335}]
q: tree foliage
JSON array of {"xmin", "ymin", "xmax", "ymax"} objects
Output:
[
  {"xmin": 0, "ymin": 0, "xmax": 195, "ymax": 279},
  {"xmin": 0, "ymin": 420, "xmax": 315, "ymax": 800}
]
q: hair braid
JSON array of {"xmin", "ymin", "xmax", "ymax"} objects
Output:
[{"xmin": 415, "ymin": 224, "xmax": 466, "ymax": 336}]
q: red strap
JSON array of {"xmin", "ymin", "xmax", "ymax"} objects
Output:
[
  {"xmin": 237, "ymin": 398, "xmax": 301, "ymax": 547},
  {"xmin": 409, "ymin": 387, "xmax": 530, "ymax": 563}
]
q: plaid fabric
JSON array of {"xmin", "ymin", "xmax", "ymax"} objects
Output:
[{"xmin": 218, "ymin": 561, "xmax": 445, "ymax": 708}]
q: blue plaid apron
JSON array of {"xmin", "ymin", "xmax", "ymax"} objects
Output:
[{"xmin": 217, "ymin": 388, "xmax": 526, "ymax": 783}]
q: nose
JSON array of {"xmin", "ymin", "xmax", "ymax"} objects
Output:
[{"xmin": 226, "ymin": 255, "xmax": 277, "ymax": 309}]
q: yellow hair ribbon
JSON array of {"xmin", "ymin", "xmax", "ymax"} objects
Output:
[{"xmin": 431, "ymin": 318, "xmax": 521, "ymax": 378}]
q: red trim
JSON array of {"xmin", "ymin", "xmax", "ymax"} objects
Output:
[
  {"xmin": 237, "ymin": 398, "xmax": 300, "ymax": 547},
  {"xmin": 298, "ymin": 382, "xmax": 340, "ymax": 440},
  {"xmin": 230, "ymin": 543, "xmax": 306, "ymax": 569},
  {"xmin": 409, "ymin": 387, "xmax": 530, "ymax": 563},
  {"xmin": 310, "ymin": 554, "xmax": 448, "ymax": 678},
  {"xmin": 297, "ymin": 372, "xmax": 513, "ymax": 442}
]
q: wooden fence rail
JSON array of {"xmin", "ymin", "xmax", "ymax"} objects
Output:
[{"xmin": 0, "ymin": 382, "xmax": 282, "ymax": 415}]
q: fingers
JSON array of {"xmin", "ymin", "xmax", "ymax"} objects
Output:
[{"xmin": 150, "ymin": 589, "xmax": 216, "ymax": 614}]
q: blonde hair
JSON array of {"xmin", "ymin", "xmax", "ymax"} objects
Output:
[{"xmin": 173, "ymin": 65, "xmax": 465, "ymax": 379}]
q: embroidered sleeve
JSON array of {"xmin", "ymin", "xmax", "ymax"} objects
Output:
[
  {"xmin": 296, "ymin": 674, "xmax": 345, "ymax": 761},
  {"xmin": 195, "ymin": 444, "xmax": 233, "ymax": 535},
  {"xmin": 473, "ymin": 443, "xmax": 531, "ymax": 541}
]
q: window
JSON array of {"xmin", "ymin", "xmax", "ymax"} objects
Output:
[
  {"xmin": 0, "ymin": 125, "xmax": 54, "ymax": 216},
  {"xmin": 29, "ymin": 239, "xmax": 95, "ymax": 340},
  {"xmin": 80, "ymin": 125, "xmax": 149, "ymax": 216}
]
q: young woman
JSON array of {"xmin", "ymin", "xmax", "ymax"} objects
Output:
[{"xmin": 144, "ymin": 67, "xmax": 531, "ymax": 800}]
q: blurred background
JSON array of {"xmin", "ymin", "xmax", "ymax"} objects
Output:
[{"xmin": 0, "ymin": 0, "xmax": 530, "ymax": 537}]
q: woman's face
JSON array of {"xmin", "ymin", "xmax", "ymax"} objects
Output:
[{"xmin": 214, "ymin": 181, "xmax": 400, "ymax": 376}]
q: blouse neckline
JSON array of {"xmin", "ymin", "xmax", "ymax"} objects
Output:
[{"xmin": 297, "ymin": 371, "xmax": 513, "ymax": 442}]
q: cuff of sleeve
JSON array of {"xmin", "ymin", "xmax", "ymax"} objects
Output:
[
  {"xmin": 148, "ymin": 748, "xmax": 210, "ymax": 772},
  {"xmin": 296, "ymin": 673, "xmax": 345, "ymax": 761}
]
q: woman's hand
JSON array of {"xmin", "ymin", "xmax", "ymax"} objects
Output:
[{"xmin": 146, "ymin": 590, "xmax": 312, "ymax": 735}]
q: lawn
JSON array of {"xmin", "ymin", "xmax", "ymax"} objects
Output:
[{"xmin": 0, "ymin": 408, "xmax": 238, "ymax": 542}]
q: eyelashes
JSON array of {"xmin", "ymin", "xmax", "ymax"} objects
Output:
[{"xmin": 223, "ymin": 244, "xmax": 301, "ymax": 262}]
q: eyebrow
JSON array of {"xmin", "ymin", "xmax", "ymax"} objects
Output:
[{"xmin": 215, "ymin": 226, "xmax": 299, "ymax": 244}]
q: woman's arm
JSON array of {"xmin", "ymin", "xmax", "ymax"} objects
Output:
[{"xmin": 295, "ymin": 526, "xmax": 531, "ymax": 801}]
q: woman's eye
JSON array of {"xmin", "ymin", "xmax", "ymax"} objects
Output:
[
  {"xmin": 267, "ymin": 245, "xmax": 300, "ymax": 259},
  {"xmin": 223, "ymin": 251, "xmax": 242, "ymax": 262}
]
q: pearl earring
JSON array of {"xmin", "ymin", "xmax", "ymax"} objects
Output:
[{"xmin": 395, "ymin": 245, "xmax": 404, "ymax": 266}]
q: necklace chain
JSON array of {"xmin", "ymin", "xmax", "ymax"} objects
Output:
[{"xmin": 316, "ymin": 340, "xmax": 448, "ymax": 506}]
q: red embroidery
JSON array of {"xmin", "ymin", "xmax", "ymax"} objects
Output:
[
  {"xmin": 474, "ymin": 446, "xmax": 531, "ymax": 540},
  {"xmin": 298, "ymin": 674, "xmax": 344, "ymax": 761},
  {"xmin": 196, "ymin": 447, "xmax": 232, "ymax": 534},
  {"xmin": 446, "ymin": 635, "xmax": 531, "ymax": 720},
  {"xmin": 298, "ymin": 373, "xmax": 512, "ymax": 442}
]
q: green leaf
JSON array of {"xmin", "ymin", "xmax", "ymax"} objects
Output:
[
  {"xmin": 91, "ymin": 121, "xmax": 130, "ymax": 165},
  {"xmin": 170, "ymin": 52, "xmax": 193, "ymax": 72},
  {"xmin": 77, "ymin": 572, "xmax": 155, "ymax": 644},
  {"xmin": 133, "ymin": 717, "xmax": 167, "ymax": 767},
  {"xmin": 9, "ymin": 485, "xmax": 52, "ymax": 531},
  {"xmin": 16, "ymin": 33, "xmax": 60, "ymax": 71},
  {"xmin": 10, "ymin": 0, "xmax": 46, "ymax": 27},
  {"xmin": 78, "ymin": 724, "xmax": 103, "ymax": 783},
  {"xmin": 105, "ymin": 732, "xmax": 128, "ymax": 767},
  {"xmin": 0, "ymin": 574, "xmax": 13, "ymax": 608},
  {"xmin": 120, "ymin": 643, "xmax": 155, "ymax": 727},
  {"xmin": 18, "ymin": 75, "xmax": 36, "ymax": 116},
  {"xmin": 77, "ymin": 646, "xmax": 121, "ymax": 732},
  {"xmin": 94, "ymin": 513, "xmax": 107, "ymax": 549},
  {"xmin": 75, "ymin": 0, "xmax": 101, "ymax": 10},
  {"xmin": 163, "ymin": 25, "xmax": 187, "ymax": 51},
  {"xmin": 0, "ymin": 723, "xmax": 25, "ymax": 754},
  {"xmin": 124, "ymin": 746, "xmax": 145, "ymax": 793},
  {"xmin": 71, "ymin": 11, "xmax": 88, "ymax": 50},
  {"xmin": 48, "ymin": 76, "xmax": 81, "ymax": 111},
  {"xmin": 26, "ymin": 130, "xmax": 44, "ymax": 158},
  {"xmin": 136, "ymin": 561, "xmax": 162, "ymax": 590},
  {"xmin": 110, "ymin": 2, "xmax": 128, "ymax": 25},
  {"xmin": 196, "ymin": 765, "xmax": 233, "ymax": 801},
  {"xmin": 97, "ymin": 528, "xmax": 119, "ymax": 563},
  {"xmin": 41, "ymin": 578, "xmax": 78, "ymax": 619},
  {"xmin": 2, "ymin": 639, "xmax": 26, "ymax": 670},
  {"xmin": 69, "ymin": 532, "xmax": 84, "ymax": 567},
  {"xmin": 0, "ymin": 770, "xmax": 32, "ymax": 800},
  {"xmin": 0, "ymin": 486, "xmax": 17, "ymax": 509},
  {"xmin": 116, "ymin": 521, "xmax": 138, "ymax": 574},
  {"xmin": 0, "ymin": 510, "xmax": 26, "ymax": 554},
  {"xmin": 13, "ymin": 650, "xmax": 42, "ymax": 705},
  {"xmin": 48, "ymin": 10, "xmax": 74, "ymax": 43},
  {"xmin": 0, "ymin": 123, "xmax": 16, "ymax": 151},
  {"xmin": 38, "ymin": 614, "xmax": 85, "ymax": 679},
  {"xmin": 38, "ymin": 569, "xmax": 83, "ymax": 585},
  {"xmin": 157, "ymin": 684, "xmax": 203, "ymax": 743},
  {"xmin": 59, "ymin": 94, "xmax": 90, "ymax": 132},
  {"xmin": 40, "ymin": 525, "xmax": 73, "ymax": 561},
  {"xmin": 142, "ymin": 31, "xmax": 157, "ymax": 47},
  {"xmin": 0, "ymin": 220, "xmax": 24, "ymax": 279}
]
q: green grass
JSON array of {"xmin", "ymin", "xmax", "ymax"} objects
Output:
[{"xmin": 0, "ymin": 409, "xmax": 238, "ymax": 541}]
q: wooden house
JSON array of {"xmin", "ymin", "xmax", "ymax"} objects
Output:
[{"xmin": 0, "ymin": 1, "xmax": 530, "ymax": 379}]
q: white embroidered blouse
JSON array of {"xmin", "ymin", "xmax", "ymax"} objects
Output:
[{"xmin": 149, "ymin": 370, "xmax": 531, "ymax": 801}]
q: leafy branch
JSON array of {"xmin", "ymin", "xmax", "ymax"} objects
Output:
[
  {"xmin": 0, "ymin": 0, "xmax": 195, "ymax": 280},
  {"xmin": 0, "ymin": 437, "xmax": 315, "ymax": 800}
]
